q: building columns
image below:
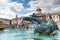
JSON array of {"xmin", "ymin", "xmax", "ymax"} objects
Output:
[{"xmin": 59, "ymin": 15, "xmax": 60, "ymax": 23}]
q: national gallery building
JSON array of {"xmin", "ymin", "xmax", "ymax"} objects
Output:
[{"xmin": 30, "ymin": 7, "xmax": 60, "ymax": 23}]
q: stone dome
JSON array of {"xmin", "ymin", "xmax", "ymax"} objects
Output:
[{"xmin": 36, "ymin": 7, "xmax": 42, "ymax": 11}]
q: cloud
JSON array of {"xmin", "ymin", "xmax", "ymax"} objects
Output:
[
  {"xmin": 10, "ymin": 2, "xmax": 24, "ymax": 12},
  {"xmin": 19, "ymin": 12, "xmax": 34, "ymax": 17},
  {"xmin": 0, "ymin": 0, "xmax": 24, "ymax": 19},
  {"xmin": 51, "ymin": 7, "xmax": 60, "ymax": 14},
  {"xmin": 0, "ymin": 0, "xmax": 60, "ymax": 19},
  {"xmin": 28, "ymin": 0, "xmax": 60, "ymax": 12}
]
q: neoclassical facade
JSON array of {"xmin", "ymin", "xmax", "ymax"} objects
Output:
[
  {"xmin": 32, "ymin": 7, "xmax": 60, "ymax": 23},
  {"xmin": 0, "ymin": 18, "xmax": 10, "ymax": 25},
  {"xmin": 0, "ymin": 7, "xmax": 60, "ymax": 28}
]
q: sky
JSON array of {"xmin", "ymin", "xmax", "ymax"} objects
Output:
[{"xmin": 0, "ymin": 0, "xmax": 60, "ymax": 19}]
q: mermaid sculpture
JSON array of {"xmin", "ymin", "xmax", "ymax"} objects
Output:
[{"xmin": 23, "ymin": 14, "xmax": 58, "ymax": 35}]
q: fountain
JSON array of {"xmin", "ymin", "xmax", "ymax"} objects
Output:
[{"xmin": 23, "ymin": 16, "xmax": 58, "ymax": 35}]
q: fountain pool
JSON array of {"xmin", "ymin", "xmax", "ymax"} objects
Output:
[{"xmin": 0, "ymin": 28, "xmax": 60, "ymax": 40}]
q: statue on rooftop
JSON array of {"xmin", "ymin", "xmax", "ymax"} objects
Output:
[{"xmin": 32, "ymin": 13, "xmax": 37, "ymax": 18}]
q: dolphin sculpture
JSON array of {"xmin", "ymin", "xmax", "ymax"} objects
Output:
[{"xmin": 23, "ymin": 17, "xmax": 58, "ymax": 35}]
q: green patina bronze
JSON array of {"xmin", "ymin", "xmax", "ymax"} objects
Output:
[{"xmin": 23, "ymin": 15, "xmax": 58, "ymax": 35}]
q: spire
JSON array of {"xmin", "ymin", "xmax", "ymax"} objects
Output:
[
  {"xmin": 16, "ymin": 15, "xmax": 18, "ymax": 19},
  {"xmin": 15, "ymin": 15, "xmax": 18, "ymax": 27}
]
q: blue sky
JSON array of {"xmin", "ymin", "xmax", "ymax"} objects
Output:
[
  {"xmin": 0, "ymin": 0, "xmax": 60, "ymax": 19},
  {"xmin": 10, "ymin": 0, "xmax": 33, "ymax": 16},
  {"xmin": 11, "ymin": 0, "xmax": 60, "ymax": 13},
  {"xmin": 10, "ymin": 0, "xmax": 60, "ymax": 14},
  {"xmin": 11, "ymin": 0, "xmax": 30, "ymax": 8}
]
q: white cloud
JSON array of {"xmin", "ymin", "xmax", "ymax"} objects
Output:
[
  {"xmin": 51, "ymin": 7, "xmax": 60, "ymax": 14},
  {"xmin": 0, "ymin": 8, "xmax": 16, "ymax": 19},
  {"xmin": 10, "ymin": 2, "xmax": 24, "ymax": 12},
  {"xmin": 23, "ymin": 12, "xmax": 34, "ymax": 16},
  {"xmin": 28, "ymin": 1, "xmax": 38, "ymax": 11},
  {"xmin": 0, "ymin": 0, "xmax": 24, "ymax": 19},
  {"xmin": 0, "ymin": 0, "xmax": 60, "ymax": 19},
  {"xmin": 28, "ymin": 0, "xmax": 60, "ymax": 12},
  {"xmin": 18, "ymin": 12, "xmax": 34, "ymax": 17}
]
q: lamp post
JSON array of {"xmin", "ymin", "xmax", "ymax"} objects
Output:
[
  {"xmin": 10, "ymin": 20, "xmax": 12, "ymax": 27},
  {"xmin": 16, "ymin": 15, "xmax": 18, "ymax": 28}
]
